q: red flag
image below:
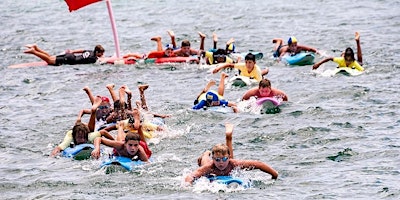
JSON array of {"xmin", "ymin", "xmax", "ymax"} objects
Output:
[{"xmin": 65, "ymin": 0, "xmax": 102, "ymax": 12}]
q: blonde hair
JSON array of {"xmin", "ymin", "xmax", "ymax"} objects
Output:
[{"xmin": 211, "ymin": 143, "xmax": 230, "ymax": 156}]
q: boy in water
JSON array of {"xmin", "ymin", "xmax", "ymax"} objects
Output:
[
  {"xmin": 24, "ymin": 44, "xmax": 104, "ymax": 65},
  {"xmin": 193, "ymin": 72, "xmax": 238, "ymax": 113},
  {"xmin": 50, "ymin": 96, "xmax": 114, "ymax": 157},
  {"xmin": 173, "ymin": 31, "xmax": 206, "ymax": 57},
  {"xmin": 212, "ymin": 53, "xmax": 268, "ymax": 81},
  {"xmin": 91, "ymin": 120, "xmax": 151, "ymax": 161},
  {"xmin": 185, "ymin": 123, "xmax": 278, "ymax": 184},
  {"xmin": 312, "ymin": 32, "xmax": 364, "ymax": 71},
  {"xmin": 242, "ymin": 78, "xmax": 288, "ymax": 101},
  {"xmin": 272, "ymin": 36, "xmax": 318, "ymax": 61}
]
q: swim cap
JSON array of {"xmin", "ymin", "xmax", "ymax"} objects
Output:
[
  {"xmin": 165, "ymin": 44, "xmax": 174, "ymax": 50},
  {"xmin": 206, "ymin": 92, "xmax": 218, "ymax": 102},
  {"xmin": 287, "ymin": 36, "xmax": 297, "ymax": 45},
  {"xmin": 101, "ymin": 96, "xmax": 110, "ymax": 103},
  {"xmin": 227, "ymin": 43, "xmax": 235, "ymax": 52}
]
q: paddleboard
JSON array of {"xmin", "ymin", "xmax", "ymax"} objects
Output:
[
  {"xmin": 282, "ymin": 52, "xmax": 315, "ymax": 66},
  {"xmin": 8, "ymin": 61, "xmax": 48, "ymax": 69},
  {"xmin": 100, "ymin": 156, "xmax": 146, "ymax": 171},
  {"xmin": 105, "ymin": 56, "xmax": 199, "ymax": 65},
  {"xmin": 228, "ymin": 75, "xmax": 258, "ymax": 87},
  {"xmin": 207, "ymin": 176, "xmax": 250, "ymax": 188},
  {"xmin": 256, "ymin": 97, "xmax": 282, "ymax": 114},
  {"xmin": 61, "ymin": 143, "xmax": 95, "ymax": 160},
  {"xmin": 205, "ymin": 106, "xmax": 234, "ymax": 114},
  {"xmin": 319, "ymin": 67, "xmax": 364, "ymax": 77}
]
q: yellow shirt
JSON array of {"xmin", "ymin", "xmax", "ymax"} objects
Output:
[
  {"xmin": 58, "ymin": 130, "xmax": 101, "ymax": 150},
  {"xmin": 116, "ymin": 118, "xmax": 159, "ymax": 139},
  {"xmin": 234, "ymin": 63, "xmax": 262, "ymax": 81},
  {"xmin": 333, "ymin": 57, "xmax": 364, "ymax": 71},
  {"xmin": 205, "ymin": 51, "xmax": 233, "ymax": 64}
]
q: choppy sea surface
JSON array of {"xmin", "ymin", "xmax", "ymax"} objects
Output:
[{"xmin": 1, "ymin": 0, "xmax": 399, "ymax": 199}]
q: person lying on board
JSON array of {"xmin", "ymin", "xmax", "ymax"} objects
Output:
[
  {"xmin": 24, "ymin": 44, "xmax": 105, "ymax": 65},
  {"xmin": 104, "ymin": 84, "xmax": 136, "ymax": 124},
  {"xmin": 272, "ymin": 36, "xmax": 318, "ymax": 61},
  {"xmin": 122, "ymin": 32, "xmax": 177, "ymax": 60},
  {"xmin": 193, "ymin": 72, "xmax": 238, "ymax": 113},
  {"xmin": 50, "ymin": 96, "xmax": 114, "ymax": 157},
  {"xmin": 199, "ymin": 32, "xmax": 235, "ymax": 64},
  {"xmin": 91, "ymin": 120, "xmax": 152, "ymax": 161},
  {"xmin": 201, "ymin": 48, "xmax": 234, "ymax": 65},
  {"xmin": 242, "ymin": 78, "xmax": 288, "ymax": 101},
  {"xmin": 184, "ymin": 123, "xmax": 278, "ymax": 184},
  {"xmin": 172, "ymin": 31, "xmax": 206, "ymax": 57},
  {"xmin": 312, "ymin": 32, "xmax": 364, "ymax": 71},
  {"xmin": 212, "ymin": 53, "xmax": 269, "ymax": 81},
  {"xmin": 81, "ymin": 86, "xmax": 113, "ymax": 131},
  {"xmin": 112, "ymin": 84, "xmax": 169, "ymax": 140}
]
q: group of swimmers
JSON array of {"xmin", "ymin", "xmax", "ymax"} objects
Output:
[{"xmin": 39, "ymin": 30, "xmax": 365, "ymax": 185}]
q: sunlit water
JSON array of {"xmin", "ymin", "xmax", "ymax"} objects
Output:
[{"xmin": 1, "ymin": 0, "xmax": 399, "ymax": 199}]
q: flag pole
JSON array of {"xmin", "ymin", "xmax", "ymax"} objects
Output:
[{"xmin": 105, "ymin": 0, "xmax": 121, "ymax": 58}]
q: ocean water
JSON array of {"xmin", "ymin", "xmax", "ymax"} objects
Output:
[{"xmin": 0, "ymin": 0, "xmax": 399, "ymax": 199}]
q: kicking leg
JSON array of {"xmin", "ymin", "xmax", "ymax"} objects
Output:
[
  {"xmin": 106, "ymin": 84, "xmax": 118, "ymax": 102},
  {"xmin": 225, "ymin": 38, "xmax": 235, "ymax": 53},
  {"xmin": 151, "ymin": 36, "xmax": 163, "ymax": 51},
  {"xmin": 167, "ymin": 30, "xmax": 177, "ymax": 48},
  {"xmin": 272, "ymin": 38, "xmax": 283, "ymax": 51},
  {"xmin": 25, "ymin": 44, "xmax": 51, "ymax": 57},
  {"xmin": 213, "ymin": 32, "xmax": 218, "ymax": 50},
  {"xmin": 197, "ymin": 150, "xmax": 212, "ymax": 167},
  {"xmin": 88, "ymin": 96, "xmax": 102, "ymax": 132},
  {"xmin": 217, "ymin": 72, "xmax": 229, "ymax": 96},
  {"xmin": 24, "ymin": 48, "xmax": 56, "ymax": 65},
  {"xmin": 125, "ymin": 85, "xmax": 132, "ymax": 110},
  {"xmin": 138, "ymin": 84, "xmax": 149, "ymax": 111},
  {"xmin": 225, "ymin": 123, "xmax": 234, "ymax": 159},
  {"xmin": 198, "ymin": 32, "xmax": 206, "ymax": 51},
  {"xmin": 355, "ymin": 32, "xmax": 363, "ymax": 65}
]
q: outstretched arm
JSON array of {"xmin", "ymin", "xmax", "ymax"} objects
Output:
[
  {"xmin": 241, "ymin": 87, "xmax": 258, "ymax": 101},
  {"xmin": 236, "ymin": 160, "xmax": 278, "ymax": 179},
  {"xmin": 312, "ymin": 57, "xmax": 333, "ymax": 70},
  {"xmin": 298, "ymin": 45, "xmax": 318, "ymax": 53},
  {"xmin": 212, "ymin": 63, "xmax": 234, "ymax": 74},
  {"xmin": 185, "ymin": 165, "xmax": 212, "ymax": 184}
]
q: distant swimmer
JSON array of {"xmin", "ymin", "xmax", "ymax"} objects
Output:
[
  {"xmin": 272, "ymin": 36, "xmax": 318, "ymax": 61},
  {"xmin": 313, "ymin": 32, "xmax": 364, "ymax": 71},
  {"xmin": 24, "ymin": 44, "xmax": 104, "ymax": 66}
]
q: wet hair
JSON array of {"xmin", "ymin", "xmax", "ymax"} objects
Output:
[
  {"xmin": 344, "ymin": 47, "xmax": 355, "ymax": 62},
  {"xmin": 259, "ymin": 78, "xmax": 271, "ymax": 89},
  {"xmin": 244, "ymin": 53, "xmax": 256, "ymax": 62},
  {"xmin": 94, "ymin": 45, "xmax": 105, "ymax": 54},
  {"xmin": 181, "ymin": 40, "xmax": 191, "ymax": 47},
  {"xmin": 125, "ymin": 132, "xmax": 141, "ymax": 143},
  {"xmin": 72, "ymin": 122, "xmax": 90, "ymax": 145},
  {"xmin": 212, "ymin": 143, "xmax": 230, "ymax": 156},
  {"xmin": 213, "ymin": 49, "xmax": 227, "ymax": 64}
]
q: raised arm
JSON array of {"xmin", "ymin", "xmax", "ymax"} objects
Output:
[{"xmin": 312, "ymin": 57, "xmax": 333, "ymax": 70}]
